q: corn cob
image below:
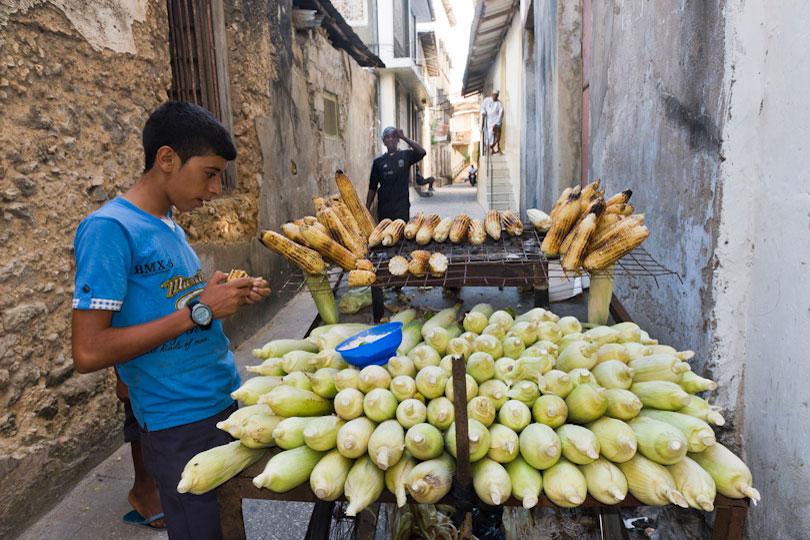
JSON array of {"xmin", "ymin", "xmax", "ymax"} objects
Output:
[
  {"xmin": 561, "ymin": 213, "xmax": 598, "ymax": 271},
  {"xmin": 302, "ymin": 216, "xmax": 318, "ymax": 226},
  {"xmin": 388, "ymin": 255, "xmax": 409, "ymax": 277},
  {"xmin": 416, "ymin": 214, "xmax": 441, "ymax": 245},
  {"xmin": 348, "ymin": 270, "xmax": 376, "ymax": 287},
  {"xmin": 606, "ymin": 189, "xmax": 632, "ymax": 207},
  {"xmin": 318, "ymin": 206, "xmax": 367, "ymax": 258},
  {"xmin": 549, "ymin": 187, "xmax": 572, "ymax": 221},
  {"xmin": 620, "ymin": 204, "xmax": 634, "ymax": 215},
  {"xmin": 468, "ymin": 219, "xmax": 486, "ymax": 245},
  {"xmin": 312, "ymin": 196, "xmax": 329, "ymax": 213},
  {"xmin": 281, "ymin": 222, "xmax": 309, "ymax": 246},
  {"xmin": 300, "ymin": 223, "xmax": 358, "ymax": 271},
  {"xmin": 429, "ymin": 252, "xmax": 449, "ymax": 277},
  {"xmin": 449, "ymin": 214, "xmax": 471, "ymax": 243},
  {"xmin": 583, "ymin": 225, "xmax": 649, "ymax": 270},
  {"xmin": 329, "ymin": 195, "xmax": 367, "ymax": 244},
  {"xmin": 260, "ymin": 230, "xmax": 327, "ymax": 275},
  {"xmin": 501, "ymin": 211, "xmax": 524, "ymax": 236},
  {"xmin": 588, "ymin": 214, "xmax": 645, "ymax": 252},
  {"xmin": 335, "ymin": 170, "xmax": 376, "ymax": 237},
  {"xmin": 541, "ymin": 194, "xmax": 582, "ymax": 256},
  {"xmin": 382, "ymin": 219, "xmax": 406, "ymax": 246},
  {"xmin": 227, "ymin": 269, "xmax": 248, "ymax": 281},
  {"xmin": 355, "ymin": 259, "xmax": 374, "ymax": 272},
  {"xmin": 580, "ymin": 179, "xmax": 601, "ymax": 201},
  {"xmin": 368, "ymin": 219, "xmax": 392, "ymax": 247},
  {"xmin": 485, "ymin": 210, "xmax": 501, "ymax": 240},
  {"xmin": 605, "ymin": 203, "xmax": 631, "ymax": 215},
  {"xmin": 404, "ymin": 212, "xmax": 424, "ymax": 239},
  {"xmin": 177, "ymin": 441, "xmax": 267, "ymax": 494},
  {"xmin": 560, "ymin": 199, "xmax": 606, "ymax": 254},
  {"xmin": 526, "ymin": 209, "xmax": 552, "ymax": 232},
  {"xmin": 433, "ymin": 217, "xmax": 453, "ymax": 243},
  {"xmin": 592, "ymin": 213, "xmax": 623, "ymax": 237},
  {"xmin": 409, "ymin": 251, "xmax": 431, "ymax": 277}
]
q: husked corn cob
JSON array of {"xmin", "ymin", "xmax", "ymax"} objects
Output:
[
  {"xmin": 620, "ymin": 204, "xmax": 634, "ymax": 216},
  {"xmin": 485, "ymin": 210, "xmax": 501, "ymax": 240},
  {"xmin": 429, "ymin": 253, "xmax": 449, "ymax": 277},
  {"xmin": 605, "ymin": 203, "xmax": 632, "ymax": 215},
  {"xmin": 561, "ymin": 199, "xmax": 606, "ymax": 254},
  {"xmin": 501, "ymin": 211, "xmax": 524, "ymax": 236},
  {"xmin": 348, "ymin": 270, "xmax": 376, "ymax": 287},
  {"xmin": 281, "ymin": 222, "xmax": 308, "ymax": 246},
  {"xmin": 549, "ymin": 187, "xmax": 572, "ymax": 221},
  {"xmin": 606, "ymin": 189, "xmax": 632, "ymax": 207},
  {"xmin": 409, "ymin": 250, "xmax": 431, "ymax": 277},
  {"xmin": 260, "ymin": 231, "xmax": 327, "ymax": 275},
  {"xmin": 388, "ymin": 256, "xmax": 409, "ymax": 277},
  {"xmin": 562, "ymin": 213, "xmax": 598, "ymax": 271},
  {"xmin": 416, "ymin": 214, "xmax": 441, "ymax": 245},
  {"xmin": 329, "ymin": 196, "xmax": 367, "ymax": 244},
  {"xmin": 302, "ymin": 216, "xmax": 318, "ymax": 226},
  {"xmin": 449, "ymin": 215, "xmax": 471, "ymax": 243},
  {"xmin": 433, "ymin": 217, "xmax": 453, "ymax": 243},
  {"xmin": 382, "ymin": 219, "xmax": 406, "ymax": 246},
  {"xmin": 368, "ymin": 219, "xmax": 392, "ymax": 247},
  {"xmin": 404, "ymin": 213, "xmax": 424, "ymax": 239},
  {"xmin": 593, "ymin": 214, "xmax": 623, "ymax": 237},
  {"xmin": 312, "ymin": 196, "xmax": 329, "ymax": 213},
  {"xmin": 580, "ymin": 179, "xmax": 601, "ymax": 200},
  {"xmin": 526, "ymin": 209, "xmax": 552, "ymax": 232},
  {"xmin": 335, "ymin": 170, "xmax": 376, "ymax": 238},
  {"xmin": 300, "ymin": 223, "xmax": 358, "ymax": 271},
  {"xmin": 355, "ymin": 259, "xmax": 374, "ymax": 272},
  {"xmin": 541, "ymin": 194, "xmax": 582, "ymax": 256},
  {"xmin": 318, "ymin": 206, "xmax": 367, "ymax": 258},
  {"xmin": 588, "ymin": 214, "xmax": 645, "ymax": 253},
  {"xmin": 227, "ymin": 269, "xmax": 249, "ymax": 281},
  {"xmin": 469, "ymin": 219, "xmax": 486, "ymax": 245},
  {"xmin": 583, "ymin": 225, "xmax": 650, "ymax": 270}
]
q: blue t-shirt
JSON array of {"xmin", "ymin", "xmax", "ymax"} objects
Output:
[{"xmin": 72, "ymin": 197, "xmax": 240, "ymax": 431}]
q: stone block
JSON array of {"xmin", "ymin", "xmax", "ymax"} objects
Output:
[
  {"xmin": 57, "ymin": 370, "xmax": 106, "ymax": 406},
  {"xmin": 2, "ymin": 302, "xmax": 47, "ymax": 332},
  {"xmin": 11, "ymin": 175, "xmax": 37, "ymax": 197},
  {"xmin": 45, "ymin": 361, "xmax": 74, "ymax": 388},
  {"xmin": 3, "ymin": 202, "xmax": 34, "ymax": 221}
]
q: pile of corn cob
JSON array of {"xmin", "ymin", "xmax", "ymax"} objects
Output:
[
  {"xmin": 177, "ymin": 304, "xmax": 759, "ymax": 519},
  {"xmin": 540, "ymin": 180, "xmax": 649, "ymax": 272}
]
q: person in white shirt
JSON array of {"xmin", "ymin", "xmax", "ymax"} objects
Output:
[{"xmin": 480, "ymin": 90, "xmax": 504, "ymax": 153}]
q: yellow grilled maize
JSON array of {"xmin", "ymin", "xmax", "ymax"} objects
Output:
[
  {"xmin": 348, "ymin": 269, "xmax": 376, "ymax": 287},
  {"xmin": 541, "ymin": 194, "xmax": 582, "ymax": 256},
  {"xmin": 449, "ymin": 214, "xmax": 471, "ymax": 243},
  {"xmin": 404, "ymin": 212, "xmax": 425, "ymax": 239},
  {"xmin": 583, "ymin": 225, "xmax": 649, "ymax": 270},
  {"xmin": 300, "ymin": 223, "xmax": 358, "ymax": 271},
  {"xmin": 355, "ymin": 259, "xmax": 374, "ymax": 271},
  {"xmin": 588, "ymin": 214, "xmax": 645, "ymax": 252},
  {"xmin": 388, "ymin": 255, "xmax": 409, "ymax": 277},
  {"xmin": 260, "ymin": 230, "xmax": 326, "ymax": 275},
  {"xmin": 312, "ymin": 195, "xmax": 329, "ymax": 213},
  {"xmin": 561, "ymin": 213, "xmax": 598, "ymax": 272},
  {"xmin": 606, "ymin": 189, "xmax": 632, "ymax": 207},
  {"xmin": 318, "ymin": 206, "xmax": 367, "ymax": 258},
  {"xmin": 560, "ymin": 199, "xmax": 606, "ymax": 254},
  {"xmin": 335, "ymin": 170, "xmax": 376, "ymax": 238},
  {"xmin": 329, "ymin": 195, "xmax": 366, "ymax": 242},
  {"xmin": 549, "ymin": 187, "xmax": 572, "ymax": 221},
  {"xmin": 368, "ymin": 219, "xmax": 392, "ymax": 247},
  {"xmin": 501, "ymin": 211, "xmax": 524, "ymax": 236},
  {"xmin": 409, "ymin": 251, "xmax": 430, "ymax": 277},
  {"xmin": 382, "ymin": 219, "xmax": 406, "ymax": 246},
  {"xmin": 416, "ymin": 214, "xmax": 441, "ymax": 245},
  {"xmin": 485, "ymin": 210, "xmax": 501, "ymax": 240},
  {"xmin": 432, "ymin": 217, "xmax": 453, "ymax": 243},
  {"xmin": 469, "ymin": 219, "xmax": 486, "ymax": 245},
  {"xmin": 429, "ymin": 252, "xmax": 449, "ymax": 277}
]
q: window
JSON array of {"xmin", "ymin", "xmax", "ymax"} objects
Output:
[
  {"xmin": 323, "ymin": 92, "xmax": 339, "ymax": 139},
  {"xmin": 166, "ymin": 0, "xmax": 237, "ymax": 188}
]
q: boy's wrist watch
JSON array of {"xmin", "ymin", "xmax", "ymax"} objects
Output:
[{"xmin": 188, "ymin": 299, "xmax": 213, "ymax": 330}]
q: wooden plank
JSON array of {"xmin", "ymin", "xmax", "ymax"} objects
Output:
[
  {"xmin": 354, "ymin": 502, "xmax": 380, "ymax": 540},
  {"xmin": 451, "ymin": 355, "xmax": 473, "ymax": 540}
]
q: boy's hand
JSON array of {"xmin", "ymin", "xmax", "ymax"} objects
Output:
[
  {"xmin": 197, "ymin": 271, "xmax": 259, "ymax": 319},
  {"xmin": 244, "ymin": 276, "xmax": 271, "ymax": 304}
]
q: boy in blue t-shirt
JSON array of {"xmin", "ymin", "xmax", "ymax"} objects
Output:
[{"xmin": 72, "ymin": 102, "xmax": 270, "ymax": 539}]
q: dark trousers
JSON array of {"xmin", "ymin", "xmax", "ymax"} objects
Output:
[
  {"xmin": 139, "ymin": 402, "xmax": 237, "ymax": 540},
  {"xmin": 377, "ymin": 207, "xmax": 409, "ymax": 222}
]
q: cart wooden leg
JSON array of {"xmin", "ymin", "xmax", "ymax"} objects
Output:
[
  {"xmin": 534, "ymin": 286, "xmax": 549, "ymax": 308},
  {"xmin": 217, "ymin": 481, "xmax": 247, "ymax": 540},
  {"xmin": 599, "ymin": 507, "xmax": 630, "ymax": 540},
  {"xmin": 371, "ymin": 287, "xmax": 385, "ymax": 322},
  {"xmin": 712, "ymin": 504, "xmax": 747, "ymax": 540},
  {"xmin": 304, "ymin": 501, "xmax": 334, "ymax": 540},
  {"xmin": 355, "ymin": 502, "xmax": 380, "ymax": 540}
]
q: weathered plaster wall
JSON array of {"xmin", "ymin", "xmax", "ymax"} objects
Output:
[
  {"xmin": 0, "ymin": 2, "xmax": 170, "ymax": 537},
  {"xmin": 714, "ymin": 1, "xmax": 810, "ymax": 536},
  {"xmin": 588, "ymin": 0, "xmax": 725, "ymax": 379}
]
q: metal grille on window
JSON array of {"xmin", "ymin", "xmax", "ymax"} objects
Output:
[
  {"xmin": 323, "ymin": 92, "xmax": 339, "ymax": 138},
  {"xmin": 167, "ymin": 0, "xmax": 236, "ymax": 188}
]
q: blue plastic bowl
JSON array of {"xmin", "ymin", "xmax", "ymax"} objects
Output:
[{"xmin": 336, "ymin": 322, "xmax": 403, "ymax": 368}]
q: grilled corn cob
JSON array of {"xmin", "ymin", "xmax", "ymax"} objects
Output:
[
  {"xmin": 368, "ymin": 219, "xmax": 392, "ymax": 247},
  {"xmin": 318, "ymin": 206, "xmax": 367, "ymax": 257},
  {"xmin": 620, "ymin": 204, "xmax": 634, "ymax": 215},
  {"xmin": 592, "ymin": 213, "xmax": 623, "ymax": 237},
  {"xmin": 302, "ymin": 216, "xmax": 318, "ymax": 226},
  {"xmin": 416, "ymin": 214, "xmax": 441, "ymax": 245},
  {"xmin": 429, "ymin": 252, "xmax": 449, "ymax": 277},
  {"xmin": 312, "ymin": 195, "xmax": 329, "ymax": 213},
  {"xmin": 561, "ymin": 213, "xmax": 598, "ymax": 271},
  {"xmin": 485, "ymin": 210, "xmax": 501, "ymax": 240},
  {"xmin": 549, "ymin": 187, "xmax": 572, "ymax": 221},
  {"xmin": 227, "ymin": 269, "xmax": 248, "ymax": 281},
  {"xmin": 583, "ymin": 225, "xmax": 649, "ymax": 270},
  {"xmin": 329, "ymin": 195, "xmax": 366, "ymax": 241},
  {"xmin": 527, "ymin": 209, "xmax": 552, "ymax": 232},
  {"xmin": 404, "ymin": 212, "xmax": 425, "ymax": 239},
  {"xmin": 605, "ymin": 203, "xmax": 631, "ymax": 215},
  {"xmin": 606, "ymin": 189, "xmax": 632, "ymax": 207},
  {"xmin": 449, "ymin": 214, "xmax": 471, "ymax": 243},
  {"xmin": 468, "ymin": 219, "xmax": 486, "ymax": 245},
  {"xmin": 433, "ymin": 217, "xmax": 453, "ymax": 243},
  {"xmin": 388, "ymin": 255, "xmax": 409, "ymax": 277},
  {"xmin": 501, "ymin": 211, "xmax": 524, "ymax": 236},
  {"xmin": 355, "ymin": 259, "xmax": 374, "ymax": 272},
  {"xmin": 541, "ymin": 194, "xmax": 582, "ymax": 256},
  {"xmin": 260, "ymin": 230, "xmax": 327, "ymax": 275},
  {"xmin": 560, "ymin": 199, "xmax": 606, "ymax": 254},
  {"xmin": 281, "ymin": 222, "xmax": 308, "ymax": 246},
  {"xmin": 300, "ymin": 223, "xmax": 358, "ymax": 271},
  {"xmin": 580, "ymin": 179, "xmax": 601, "ymax": 201},
  {"xmin": 335, "ymin": 170, "xmax": 376, "ymax": 238},
  {"xmin": 588, "ymin": 214, "xmax": 645, "ymax": 252},
  {"xmin": 409, "ymin": 251, "xmax": 431, "ymax": 277},
  {"xmin": 348, "ymin": 270, "xmax": 376, "ymax": 287},
  {"xmin": 382, "ymin": 219, "xmax": 406, "ymax": 246}
]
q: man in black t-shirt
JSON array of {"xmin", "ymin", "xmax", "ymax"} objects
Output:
[{"xmin": 366, "ymin": 126, "xmax": 426, "ymax": 221}]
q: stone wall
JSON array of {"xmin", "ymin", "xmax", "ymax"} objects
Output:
[{"xmin": 0, "ymin": 0, "xmax": 377, "ymax": 536}]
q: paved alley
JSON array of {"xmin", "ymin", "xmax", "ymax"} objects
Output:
[{"xmin": 409, "ymin": 183, "xmax": 486, "ymax": 219}]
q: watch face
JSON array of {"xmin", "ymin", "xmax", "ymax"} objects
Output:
[{"xmin": 191, "ymin": 303, "xmax": 213, "ymax": 326}]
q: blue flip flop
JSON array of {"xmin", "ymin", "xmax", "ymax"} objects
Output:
[{"xmin": 122, "ymin": 509, "xmax": 167, "ymax": 530}]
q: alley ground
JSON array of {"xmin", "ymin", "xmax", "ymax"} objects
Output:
[{"xmin": 16, "ymin": 184, "xmax": 485, "ymax": 540}]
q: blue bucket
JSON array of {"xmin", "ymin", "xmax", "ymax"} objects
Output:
[{"xmin": 335, "ymin": 322, "xmax": 403, "ymax": 368}]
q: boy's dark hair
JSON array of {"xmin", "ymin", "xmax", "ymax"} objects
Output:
[{"xmin": 142, "ymin": 101, "xmax": 237, "ymax": 172}]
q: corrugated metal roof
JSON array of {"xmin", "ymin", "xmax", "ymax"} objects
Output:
[
  {"xmin": 461, "ymin": 0, "xmax": 520, "ymax": 96},
  {"xmin": 419, "ymin": 30, "xmax": 439, "ymax": 77}
]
